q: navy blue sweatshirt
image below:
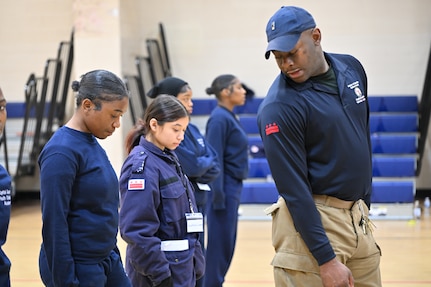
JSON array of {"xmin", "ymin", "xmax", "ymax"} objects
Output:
[
  {"xmin": 0, "ymin": 164, "xmax": 11, "ymax": 287},
  {"xmin": 38, "ymin": 126, "xmax": 120, "ymax": 286},
  {"xmin": 205, "ymin": 106, "xmax": 249, "ymax": 210}
]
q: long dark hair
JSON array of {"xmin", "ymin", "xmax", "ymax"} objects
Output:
[{"xmin": 125, "ymin": 95, "xmax": 189, "ymax": 154}]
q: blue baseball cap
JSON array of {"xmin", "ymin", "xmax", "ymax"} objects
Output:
[{"xmin": 265, "ymin": 6, "xmax": 316, "ymax": 59}]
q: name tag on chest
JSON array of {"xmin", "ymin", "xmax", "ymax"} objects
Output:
[{"xmin": 185, "ymin": 212, "xmax": 204, "ymax": 233}]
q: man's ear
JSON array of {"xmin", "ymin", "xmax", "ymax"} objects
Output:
[{"xmin": 311, "ymin": 27, "xmax": 322, "ymax": 45}]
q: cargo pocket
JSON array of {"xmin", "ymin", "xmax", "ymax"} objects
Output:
[
  {"xmin": 266, "ymin": 197, "xmax": 319, "ymax": 274},
  {"xmin": 160, "ymin": 179, "xmax": 188, "ymax": 223}
]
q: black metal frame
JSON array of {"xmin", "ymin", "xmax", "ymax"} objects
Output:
[
  {"xmin": 136, "ymin": 55, "xmax": 154, "ymax": 100},
  {"xmin": 124, "ymin": 75, "xmax": 146, "ymax": 124},
  {"xmin": 15, "ymin": 73, "xmax": 47, "ymax": 177},
  {"xmin": 416, "ymin": 45, "xmax": 431, "ymax": 176},
  {"xmin": 56, "ymin": 30, "xmax": 74, "ymax": 127},
  {"xmin": 158, "ymin": 22, "xmax": 171, "ymax": 77},
  {"xmin": 13, "ymin": 30, "xmax": 74, "ymax": 193},
  {"xmin": 146, "ymin": 39, "xmax": 168, "ymax": 85}
]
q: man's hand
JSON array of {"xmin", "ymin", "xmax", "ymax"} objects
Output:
[{"xmin": 320, "ymin": 258, "xmax": 354, "ymax": 287}]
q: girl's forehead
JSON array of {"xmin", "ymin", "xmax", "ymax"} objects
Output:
[{"xmin": 231, "ymin": 79, "xmax": 240, "ymax": 85}]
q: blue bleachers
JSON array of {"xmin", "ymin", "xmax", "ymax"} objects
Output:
[
  {"xmin": 372, "ymin": 157, "xmax": 416, "ymax": 177},
  {"xmin": 368, "ymin": 96, "xmax": 418, "ymax": 112},
  {"xmin": 239, "ymin": 113, "xmax": 419, "ymax": 135},
  {"xmin": 248, "ymin": 134, "xmax": 417, "ymax": 157},
  {"xmin": 241, "ymin": 180, "xmax": 415, "ymax": 204},
  {"xmin": 193, "ymin": 98, "xmax": 264, "ymax": 115},
  {"xmin": 370, "ymin": 134, "xmax": 417, "ymax": 154},
  {"xmin": 369, "ymin": 114, "xmax": 418, "ymax": 133},
  {"xmin": 248, "ymin": 156, "xmax": 416, "ymax": 179},
  {"xmin": 191, "ymin": 95, "xmax": 418, "ymax": 206},
  {"xmin": 241, "ymin": 181, "xmax": 278, "ymax": 204},
  {"xmin": 370, "ymin": 181, "xmax": 415, "ymax": 203},
  {"xmin": 192, "ymin": 95, "xmax": 417, "ymax": 115}
]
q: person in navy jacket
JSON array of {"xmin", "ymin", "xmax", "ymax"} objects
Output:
[
  {"xmin": 147, "ymin": 78, "xmax": 220, "ymax": 287},
  {"xmin": 0, "ymin": 87, "xmax": 12, "ymax": 287},
  {"xmin": 147, "ymin": 77, "xmax": 220, "ymax": 214},
  {"xmin": 119, "ymin": 95, "xmax": 205, "ymax": 287},
  {"xmin": 258, "ymin": 6, "xmax": 382, "ymax": 287}
]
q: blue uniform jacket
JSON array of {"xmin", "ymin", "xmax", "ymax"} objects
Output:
[
  {"xmin": 0, "ymin": 165, "xmax": 11, "ymax": 287},
  {"xmin": 257, "ymin": 52, "xmax": 372, "ymax": 266},
  {"xmin": 119, "ymin": 137, "xmax": 205, "ymax": 287},
  {"xmin": 175, "ymin": 123, "xmax": 220, "ymax": 205}
]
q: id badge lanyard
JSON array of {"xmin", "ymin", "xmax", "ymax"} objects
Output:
[{"xmin": 169, "ymin": 152, "xmax": 204, "ymax": 233}]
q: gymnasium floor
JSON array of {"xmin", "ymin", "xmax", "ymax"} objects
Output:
[{"xmin": 4, "ymin": 194, "xmax": 431, "ymax": 287}]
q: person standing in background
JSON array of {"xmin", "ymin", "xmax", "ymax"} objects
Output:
[
  {"xmin": 204, "ymin": 74, "xmax": 248, "ymax": 287},
  {"xmin": 258, "ymin": 6, "xmax": 382, "ymax": 287},
  {"xmin": 119, "ymin": 95, "xmax": 205, "ymax": 287},
  {"xmin": 147, "ymin": 77, "xmax": 220, "ymax": 287},
  {"xmin": 0, "ymin": 87, "xmax": 12, "ymax": 287},
  {"xmin": 38, "ymin": 70, "xmax": 131, "ymax": 287}
]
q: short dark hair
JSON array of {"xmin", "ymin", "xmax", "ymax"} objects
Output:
[
  {"xmin": 71, "ymin": 69, "xmax": 129, "ymax": 109},
  {"xmin": 205, "ymin": 74, "xmax": 237, "ymax": 99}
]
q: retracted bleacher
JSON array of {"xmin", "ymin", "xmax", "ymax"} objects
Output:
[
  {"xmin": 192, "ymin": 95, "xmax": 419, "ymax": 220},
  {"xmin": 0, "ymin": 30, "xmax": 74, "ymax": 195}
]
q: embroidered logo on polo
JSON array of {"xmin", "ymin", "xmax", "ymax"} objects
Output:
[
  {"xmin": 128, "ymin": 179, "xmax": 145, "ymax": 190},
  {"xmin": 265, "ymin": 122, "xmax": 280, "ymax": 135},
  {"xmin": 347, "ymin": 81, "xmax": 365, "ymax": 104}
]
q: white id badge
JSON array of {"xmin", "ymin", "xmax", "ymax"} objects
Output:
[
  {"xmin": 185, "ymin": 212, "xmax": 204, "ymax": 233},
  {"xmin": 196, "ymin": 183, "xmax": 211, "ymax": 191}
]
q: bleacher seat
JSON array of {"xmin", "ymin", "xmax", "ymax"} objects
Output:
[
  {"xmin": 371, "ymin": 181, "xmax": 415, "ymax": 203},
  {"xmin": 248, "ymin": 157, "xmax": 416, "ymax": 179},
  {"xmin": 192, "ymin": 99, "xmax": 217, "ymax": 115},
  {"xmin": 248, "ymin": 134, "xmax": 418, "ymax": 158},
  {"xmin": 241, "ymin": 180, "xmax": 415, "ymax": 204},
  {"xmin": 192, "ymin": 95, "xmax": 418, "ymax": 116},
  {"xmin": 192, "ymin": 98, "xmax": 264, "ymax": 115},
  {"xmin": 372, "ymin": 157, "xmax": 416, "ymax": 177},
  {"xmin": 369, "ymin": 114, "xmax": 418, "ymax": 133},
  {"xmin": 241, "ymin": 181, "xmax": 278, "ymax": 204},
  {"xmin": 248, "ymin": 158, "xmax": 271, "ymax": 178},
  {"xmin": 371, "ymin": 134, "xmax": 417, "ymax": 154},
  {"xmin": 240, "ymin": 114, "xmax": 419, "ymax": 135},
  {"xmin": 368, "ymin": 95, "xmax": 418, "ymax": 112}
]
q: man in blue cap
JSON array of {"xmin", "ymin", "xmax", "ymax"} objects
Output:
[{"xmin": 258, "ymin": 6, "xmax": 382, "ymax": 287}]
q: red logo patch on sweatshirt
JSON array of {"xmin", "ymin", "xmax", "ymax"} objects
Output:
[{"xmin": 265, "ymin": 123, "xmax": 279, "ymax": 135}]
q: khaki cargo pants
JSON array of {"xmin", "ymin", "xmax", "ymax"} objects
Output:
[{"xmin": 265, "ymin": 196, "xmax": 382, "ymax": 287}]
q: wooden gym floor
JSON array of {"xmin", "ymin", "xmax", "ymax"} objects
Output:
[{"xmin": 4, "ymin": 194, "xmax": 431, "ymax": 287}]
